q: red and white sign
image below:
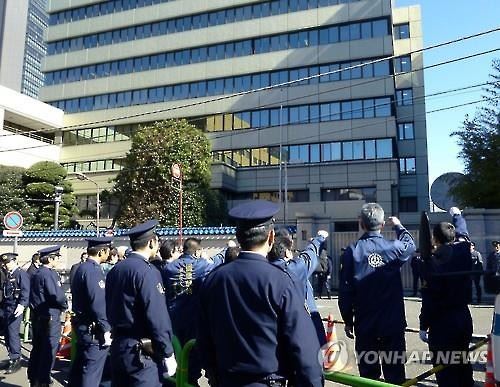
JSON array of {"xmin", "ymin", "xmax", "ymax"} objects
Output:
[
  {"xmin": 171, "ymin": 163, "xmax": 181, "ymax": 179},
  {"xmin": 3, "ymin": 230, "xmax": 23, "ymax": 237},
  {"xmin": 3, "ymin": 211, "xmax": 23, "ymax": 230}
]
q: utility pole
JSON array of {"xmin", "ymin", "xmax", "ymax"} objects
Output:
[{"xmin": 54, "ymin": 186, "xmax": 63, "ymax": 230}]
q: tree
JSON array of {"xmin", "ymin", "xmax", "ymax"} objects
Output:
[
  {"xmin": 0, "ymin": 165, "xmax": 31, "ymax": 222},
  {"xmin": 451, "ymin": 59, "xmax": 500, "ymax": 208},
  {"xmin": 113, "ymin": 119, "xmax": 216, "ymax": 227},
  {"xmin": 23, "ymin": 161, "xmax": 79, "ymax": 230}
]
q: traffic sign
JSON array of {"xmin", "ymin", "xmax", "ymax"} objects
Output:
[
  {"xmin": 171, "ymin": 163, "xmax": 181, "ymax": 179},
  {"xmin": 3, "ymin": 230, "xmax": 23, "ymax": 237},
  {"xmin": 3, "ymin": 211, "xmax": 23, "ymax": 230}
]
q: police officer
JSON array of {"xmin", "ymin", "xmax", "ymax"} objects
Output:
[
  {"xmin": 470, "ymin": 242, "xmax": 483, "ymax": 303},
  {"xmin": 105, "ymin": 220, "xmax": 176, "ymax": 387},
  {"xmin": 162, "ymin": 237, "xmax": 225, "ymax": 386},
  {"xmin": 197, "ymin": 200, "xmax": 324, "ymax": 387},
  {"xmin": 0, "ymin": 252, "xmax": 30, "ymax": 374},
  {"xmin": 487, "ymin": 240, "xmax": 500, "ymax": 275},
  {"xmin": 419, "ymin": 207, "xmax": 474, "ymax": 387},
  {"xmin": 69, "ymin": 237, "xmax": 113, "ymax": 387},
  {"xmin": 269, "ymin": 228, "xmax": 328, "ymax": 346},
  {"xmin": 28, "ymin": 245, "xmax": 68, "ymax": 387},
  {"xmin": 26, "ymin": 253, "xmax": 40, "ymax": 278},
  {"xmin": 338, "ymin": 203, "xmax": 415, "ymax": 384}
]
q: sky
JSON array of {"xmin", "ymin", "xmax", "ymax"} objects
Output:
[{"xmin": 394, "ymin": 0, "xmax": 499, "ymax": 185}]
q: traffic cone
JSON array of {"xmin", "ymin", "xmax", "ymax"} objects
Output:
[
  {"xmin": 486, "ymin": 337, "xmax": 497, "ymax": 387},
  {"xmin": 56, "ymin": 312, "xmax": 72, "ymax": 359},
  {"xmin": 325, "ymin": 313, "xmax": 336, "ymax": 343}
]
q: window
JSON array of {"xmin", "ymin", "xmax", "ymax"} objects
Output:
[
  {"xmin": 321, "ymin": 187, "xmax": 376, "ymax": 202},
  {"xmin": 399, "ymin": 197, "xmax": 418, "ymax": 212},
  {"xmin": 399, "ymin": 157, "xmax": 416, "ymax": 174},
  {"xmin": 398, "ymin": 123, "xmax": 414, "ymax": 140},
  {"xmin": 396, "ymin": 89, "xmax": 413, "ymax": 106},
  {"xmin": 394, "ymin": 23, "xmax": 410, "ymax": 40},
  {"xmin": 394, "ymin": 56, "xmax": 411, "ymax": 73},
  {"xmin": 376, "ymin": 139, "xmax": 393, "ymax": 158}
]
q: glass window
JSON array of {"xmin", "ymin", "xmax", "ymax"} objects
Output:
[
  {"xmin": 396, "ymin": 89, "xmax": 413, "ymax": 106},
  {"xmin": 343, "ymin": 142, "xmax": 353, "ymax": 160},
  {"xmin": 362, "ymin": 62, "xmax": 373, "ymax": 78},
  {"xmin": 394, "ymin": 56, "xmax": 411, "ymax": 73},
  {"xmin": 372, "ymin": 19, "xmax": 388, "ymax": 37},
  {"xmin": 398, "ymin": 122, "xmax": 415, "ymax": 140},
  {"xmin": 399, "ymin": 197, "xmax": 417, "ymax": 212},
  {"xmin": 353, "ymin": 141, "xmax": 364, "ymax": 159},
  {"xmin": 328, "ymin": 26, "xmax": 339, "ymax": 43},
  {"xmin": 310, "ymin": 105, "xmax": 319, "ymax": 123},
  {"xmin": 376, "ymin": 139, "xmax": 393, "ymax": 158},
  {"xmin": 365, "ymin": 140, "xmax": 376, "ymax": 159},
  {"xmin": 363, "ymin": 99, "xmax": 375, "ymax": 118},
  {"xmin": 351, "ymin": 100, "xmax": 363, "ymax": 119},
  {"xmin": 330, "ymin": 102, "xmax": 341, "ymax": 120},
  {"xmin": 310, "ymin": 144, "xmax": 320, "ymax": 162},
  {"xmin": 289, "ymin": 107, "xmax": 299, "ymax": 124},
  {"xmin": 350, "ymin": 23, "xmax": 361, "ymax": 40},
  {"xmin": 361, "ymin": 22, "xmax": 371, "ymax": 38},
  {"xmin": 394, "ymin": 23, "xmax": 410, "ymax": 40},
  {"xmin": 341, "ymin": 101, "xmax": 352, "ymax": 120},
  {"xmin": 374, "ymin": 60, "xmax": 390, "ymax": 76},
  {"xmin": 375, "ymin": 97, "xmax": 391, "ymax": 116},
  {"xmin": 339, "ymin": 25, "xmax": 350, "ymax": 41}
]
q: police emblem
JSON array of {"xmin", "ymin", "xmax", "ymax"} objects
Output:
[
  {"xmin": 157, "ymin": 283, "xmax": 165, "ymax": 294},
  {"xmin": 367, "ymin": 253, "xmax": 384, "ymax": 268},
  {"xmin": 98, "ymin": 280, "xmax": 105, "ymax": 289}
]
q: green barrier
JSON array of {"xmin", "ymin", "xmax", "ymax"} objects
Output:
[{"xmin": 324, "ymin": 372, "xmax": 399, "ymax": 386}]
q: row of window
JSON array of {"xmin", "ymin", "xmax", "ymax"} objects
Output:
[
  {"xmin": 62, "ymin": 159, "xmax": 125, "ymax": 173},
  {"xmin": 231, "ymin": 190, "xmax": 310, "ymax": 203},
  {"xmin": 212, "ymin": 138, "xmax": 395, "ymax": 167},
  {"xmin": 49, "ymin": 0, "xmax": 174, "ymax": 25},
  {"xmin": 48, "ymin": 0, "xmax": 362, "ymax": 55},
  {"xmin": 76, "ymin": 195, "xmax": 118, "ymax": 219},
  {"xmin": 44, "ymin": 18, "xmax": 390, "ymax": 86},
  {"xmin": 321, "ymin": 187, "xmax": 376, "ymax": 202},
  {"xmin": 399, "ymin": 157, "xmax": 416, "ymax": 175},
  {"xmin": 48, "ymin": 58, "xmax": 395, "ymax": 113},
  {"xmin": 394, "ymin": 23, "xmax": 410, "ymax": 40}
]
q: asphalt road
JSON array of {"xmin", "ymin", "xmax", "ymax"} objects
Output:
[{"xmin": 0, "ymin": 297, "xmax": 492, "ymax": 386}]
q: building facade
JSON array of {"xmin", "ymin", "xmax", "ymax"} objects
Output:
[
  {"xmin": 0, "ymin": 0, "xmax": 48, "ymax": 98},
  {"xmin": 40, "ymin": 0, "xmax": 429, "ymax": 229}
]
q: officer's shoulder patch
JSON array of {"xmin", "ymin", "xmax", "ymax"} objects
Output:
[
  {"xmin": 367, "ymin": 252, "xmax": 384, "ymax": 268},
  {"xmin": 157, "ymin": 282, "xmax": 165, "ymax": 295},
  {"xmin": 98, "ymin": 280, "xmax": 105, "ymax": 289}
]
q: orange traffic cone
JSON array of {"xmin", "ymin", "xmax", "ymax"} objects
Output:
[
  {"xmin": 56, "ymin": 312, "xmax": 72, "ymax": 359},
  {"xmin": 486, "ymin": 337, "xmax": 496, "ymax": 387},
  {"xmin": 325, "ymin": 313, "xmax": 335, "ymax": 343}
]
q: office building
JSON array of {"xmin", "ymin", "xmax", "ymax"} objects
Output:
[
  {"xmin": 0, "ymin": 0, "xmax": 48, "ymax": 98},
  {"xmin": 40, "ymin": 0, "xmax": 429, "ymax": 229}
]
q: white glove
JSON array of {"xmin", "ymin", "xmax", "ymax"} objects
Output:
[
  {"xmin": 317, "ymin": 230, "xmax": 329, "ymax": 239},
  {"xmin": 227, "ymin": 240, "xmax": 237, "ymax": 248},
  {"xmin": 449, "ymin": 207, "xmax": 461, "ymax": 216},
  {"xmin": 162, "ymin": 354, "xmax": 177, "ymax": 377},
  {"xmin": 387, "ymin": 216, "xmax": 401, "ymax": 227},
  {"xmin": 419, "ymin": 330, "xmax": 428, "ymax": 343},
  {"xmin": 14, "ymin": 304, "xmax": 25, "ymax": 318},
  {"xmin": 103, "ymin": 331, "xmax": 112, "ymax": 347}
]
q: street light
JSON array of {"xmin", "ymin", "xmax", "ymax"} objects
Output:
[{"xmin": 74, "ymin": 172, "xmax": 100, "ymax": 236}]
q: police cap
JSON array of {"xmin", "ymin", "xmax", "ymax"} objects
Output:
[
  {"xmin": 229, "ymin": 200, "xmax": 279, "ymax": 229},
  {"xmin": 126, "ymin": 219, "xmax": 158, "ymax": 243},
  {"xmin": 86, "ymin": 236, "xmax": 113, "ymax": 249},
  {"xmin": 493, "ymin": 240, "xmax": 500, "ymax": 247},
  {"xmin": 38, "ymin": 245, "xmax": 61, "ymax": 258},
  {"xmin": 0, "ymin": 252, "xmax": 18, "ymax": 264}
]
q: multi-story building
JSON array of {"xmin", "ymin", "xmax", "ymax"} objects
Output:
[
  {"xmin": 40, "ymin": 0, "xmax": 429, "ymax": 229},
  {"xmin": 0, "ymin": 0, "xmax": 48, "ymax": 98}
]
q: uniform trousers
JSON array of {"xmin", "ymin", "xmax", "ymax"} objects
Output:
[{"xmin": 1, "ymin": 305, "xmax": 23, "ymax": 360}]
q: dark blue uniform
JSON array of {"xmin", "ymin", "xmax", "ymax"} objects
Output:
[
  {"xmin": 339, "ymin": 225, "xmax": 415, "ymax": 384},
  {"xmin": 1, "ymin": 267, "xmax": 30, "ymax": 361},
  {"xmin": 420, "ymin": 214, "xmax": 473, "ymax": 387},
  {"xmin": 28, "ymin": 265, "xmax": 67, "ymax": 385},
  {"xmin": 272, "ymin": 236, "xmax": 326, "ymax": 345},
  {"xmin": 198, "ymin": 252, "xmax": 324, "ymax": 387},
  {"xmin": 106, "ymin": 252, "xmax": 174, "ymax": 387},
  {"xmin": 162, "ymin": 251, "xmax": 224, "ymax": 385},
  {"xmin": 70, "ymin": 259, "xmax": 111, "ymax": 387}
]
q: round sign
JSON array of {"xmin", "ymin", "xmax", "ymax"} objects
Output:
[
  {"xmin": 3, "ymin": 211, "xmax": 23, "ymax": 230},
  {"xmin": 430, "ymin": 172, "xmax": 465, "ymax": 211},
  {"xmin": 171, "ymin": 163, "xmax": 181, "ymax": 179}
]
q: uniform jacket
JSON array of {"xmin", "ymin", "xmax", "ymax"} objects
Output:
[
  {"xmin": 71, "ymin": 259, "xmax": 110, "ymax": 333},
  {"xmin": 30, "ymin": 265, "xmax": 67, "ymax": 316},
  {"xmin": 419, "ymin": 214, "xmax": 472, "ymax": 331},
  {"xmin": 198, "ymin": 251, "xmax": 323, "ymax": 387},
  {"xmin": 1, "ymin": 267, "xmax": 30, "ymax": 309},
  {"xmin": 339, "ymin": 225, "xmax": 415, "ymax": 337},
  {"xmin": 105, "ymin": 252, "xmax": 174, "ymax": 358}
]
